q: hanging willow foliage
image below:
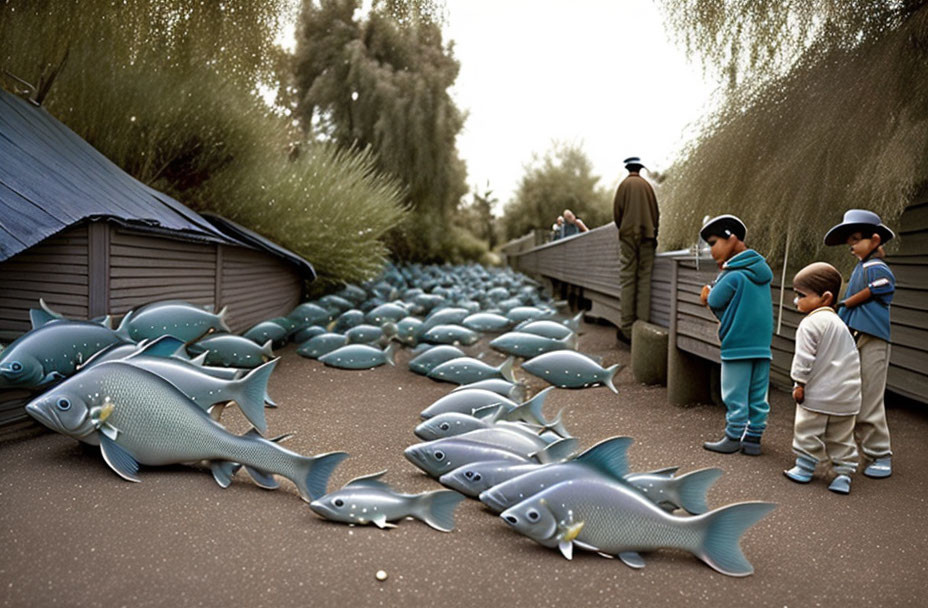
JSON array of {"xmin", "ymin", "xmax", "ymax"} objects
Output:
[{"xmin": 657, "ymin": 4, "xmax": 928, "ymax": 273}]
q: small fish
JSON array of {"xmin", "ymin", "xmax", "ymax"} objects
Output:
[
  {"xmin": 297, "ymin": 333, "xmax": 347, "ymax": 359},
  {"xmin": 420, "ymin": 385, "xmax": 551, "ymax": 422},
  {"xmin": 420, "ymin": 307, "xmax": 470, "ymax": 334},
  {"xmin": 500, "ymin": 478, "xmax": 775, "ymax": 577},
  {"xmin": 309, "ymin": 470, "xmax": 465, "ymax": 531},
  {"xmin": 25, "ymin": 361, "xmax": 347, "ymax": 500},
  {"xmin": 365, "ymin": 303, "xmax": 408, "ymax": 325},
  {"xmin": 319, "ymin": 343, "xmax": 397, "ymax": 369},
  {"xmin": 420, "ymin": 324, "xmax": 480, "ymax": 346},
  {"xmin": 451, "ymin": 378, "xmax": 526, "ymax": 402},
  {"xmin": 427, "ymin": 356, "xmax": 515, "ymax": 385},
  {"xmin": 405, "ymin": 436, "xmax": 577, "ymax": 478},
  {"xmin": 490, "ymin": 331, "xmax": 578, "ymax": 358},
  {"xmin": 521, "ymin": 351, "xmax": 622, "ymax": 393},
  {"xmin": 336, "ymin": 284, "xmax": 368, "ymax": 305},
  {"xmin": 291, "ymin": 325, "xmax": 327, "ymax": 345},
  {"xmin": 394, "ymin": 316, "xmax": 424, "ymax": 345},
  {"xmin": 318, "ymin": 294, "xmax": 354, "ymax": 315},
  {"xmin": 188, "ymin": 335, "xmax": 273, "ymax": 368},
  {"xmin": 506, "ymin": 306, "xmax": 554, "ymax": 324},
  {"xmin": 512, "ymin": 320, "xmax": 575, "ymax": 340},
  {"xmin": 462, "ymin": 312, "xmax": 512, "ymax": 332},
  {"xmin": 242, "ymin": 321, "xmax": 289, "ymax": 347},
  {"xmin": 288, "ymin": 302, "xmax": 332, "ymax": 327},
  {"xmin": 345, "ymin": 324, "xmax": 389, "ymax": 345},
  {"xmin": 408, "ymin": 345, "xmax": 465, "ymax": 375},
  {"xmin": 332, "ymin": 309, "xmax": 366, "ymax": 333},
  {"xmin": 116, "ymin": 302, "xmax": 230, "ymax": 343}
]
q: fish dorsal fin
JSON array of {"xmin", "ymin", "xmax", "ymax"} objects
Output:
[
  {"xmin": 29, "ymin": 308, "xmax": 58, "ymax": 329},
  {"xmin": 641, "ymin": 466, "xmax": 679, "ymax": 478},
  {"xmin": 99, "ymin": 435, "xmax": 140, "ymax": 483},
  {"xmin": 344, "ymin": 470, "xmax": 392, "ymax": 490},
  {"xmin": 574, "ymin": 436, "xmax": 633, "ymax": 480},
  {"xmin": 260, "ymin": 339, "xmax": 274, "ymax": 358},
  {"xmin": 473, "ymin": 404, "xmax": 504, "ymax": 420},
  {"xmin": 115, "ymin": 309, "xmax": 135, "ymax": 341},
  {"xmin": 533, "ymin": 437, "xmax": 579, "ymax": 464},
  {"xmin": 125, "ymin": 335, "xmax": 186, "ymax": 360},
  {"xmin": 188, "ymin": 351, "xmax": 209, "ymax": 366}
]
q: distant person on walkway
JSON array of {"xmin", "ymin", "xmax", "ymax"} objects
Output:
[
  {"xmin": 785, "ymin": 262, "xmax": 861, "ymax": 495},
  {"xmin": 612, "ymin": 156, "xmax": 659, "ymax": 344},
  {"xmin": 698, "ymin": 215, "xmax": 773, "ymax": 456},
  {"xmin": 824, "ymin": 209, "xmax": 896, "ymax": 479},
  {"xmin": 552, "ymin": 216, "xmax": 565, "ymax": 241},
  {"xmin": 561, "ymin": 209, "xmax": 589, "ymax": 237}
]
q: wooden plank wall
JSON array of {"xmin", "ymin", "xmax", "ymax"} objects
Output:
[
  {"xmin": 220, "ymin": 245, "xmax": 302, "ymax": 333},
  {"xmin": 507, "ymin": 205, "xmax": 928, "ymax": 403}
]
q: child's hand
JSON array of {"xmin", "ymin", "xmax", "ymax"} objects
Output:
[
  {"xmin": 793, "ymin": 385, "xmax": 804, "ymax": 404},
  {"xmin": 700, "ymin": 284, "xmax": 711, "ymax": 306}
]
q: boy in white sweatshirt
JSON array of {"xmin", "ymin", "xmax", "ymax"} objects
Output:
[{"xmin": 785, "ymin": 262, "xmax": 862, "ymax": 494}]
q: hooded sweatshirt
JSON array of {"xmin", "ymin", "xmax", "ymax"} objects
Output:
[{"xmin": 706, "ymin": 249, "xmax": 773, "ymax": 360}]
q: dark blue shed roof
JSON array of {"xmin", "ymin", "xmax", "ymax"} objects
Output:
[{"xmin": 0, "ymin": 89, "xmax": 314, "ymax": 280}]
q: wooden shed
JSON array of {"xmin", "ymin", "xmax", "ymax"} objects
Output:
[
  {"xmin": 503, "ymin": 199, "xmax": 928, "ymax": 405},
  {"xmin": 0, "ymin": 89, "xmax": 315, "ymax": 432}
]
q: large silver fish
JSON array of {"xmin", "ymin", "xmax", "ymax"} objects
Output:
[
  {"xmin": 427, "ymin": 356, "xmax": 515, "ymax": 385},
  {"xmin": 404, "ymin": 436, "xmax": 577, "ymax": 478},
  {"xmin": 500, "ymin": 478, "xmax": 775, "ymax": 576},
  {"xmin": 408, "ymin": 345, "xmax": 466, "ymax": 375},
  {"xmin": 25, "ymin": 361, "xmax": 347, "ymax": 500},
  {"xmin": 451, "ymin": 378, "xmax": 526, "ymax": 402},
  {"xmin": 521, "ymin": 351, "xmax": 622, "ymax": 393},
  {"xmin": 489, "ymin": 331, "xmax": 578, "ymax": 358},
  {"xmin": 309, "ymin": 470, "xmax": 465, "ymax": 531},
  {"xmin": 419, "ymin": 385, "xmax": 550, "ymax": 420},
  {"xmin": 0, "ymin": 320, "xmax": 126, "ymax": 387},
  {"xmin": 319, "ymin": 343, "xmax": 397, "ymax": 369},
  {"xmin": 116, "ymin": 302, "xmax": 230, "ymax": 343},
  {"xmin": 188, "ymin": 335, "xmax": 274, "ymax": 368},
  {"xmin": 462, "ymin": 312, "xmax": 512, "ymax": 333},
  {"xmin": 420, "ymin": 324, "xmax": 480, "ymax": 346}
]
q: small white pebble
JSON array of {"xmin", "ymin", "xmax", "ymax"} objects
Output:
[{"xmin": 376, "ymin": 570, "xmax": 388, "ymax": 581}]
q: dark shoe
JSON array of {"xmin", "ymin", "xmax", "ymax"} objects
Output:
[
  {"xmin": 828, "ymin": 474, "xmax": 852, "ymax": 494},
  {"xmin": 863, "ymin": 456, "xmax": 892, "ymax": 479},
  {"xmin": 703, "ymin": 435, "xmax": 742, "ymax": 454},
  {"xmin": 741, "ymin": 435, "xmax": 762, "ymax": 456}
]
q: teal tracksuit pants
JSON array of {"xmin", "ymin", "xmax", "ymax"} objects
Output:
[{"xmin": 721, "ymin": 358, "xmax": 771, "ymax": 440}]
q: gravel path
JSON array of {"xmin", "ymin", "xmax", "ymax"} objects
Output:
[{"xmin": 1, "ymin": 321, "xmax": 925, "ymax": 607}]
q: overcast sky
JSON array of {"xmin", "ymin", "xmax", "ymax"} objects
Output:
[{"xmin": 443, "ymin": 0, "xmax": 719, "ymax": 207}]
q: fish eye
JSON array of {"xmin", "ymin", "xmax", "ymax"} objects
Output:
[
  {"xmin": 433, "ymin": 450, "xmax": 445, "ymax": 461},
  {"xmin": 473, "ymin": 473, "xmax": 482, "ymax": 482},
  {"xmin": 527, "ymin": 510, "xmax": 539, "ymax": 521},
  {"xmin": 56, "ymin": 398, "xmax": 71, "ymax": 411},
  {"xmin": 439, "ymin": 422, "xmax": 450, "ymax": 431},
  {"xmin": 333, "ymin": 499, "xmax": 344, "ymax": 508},
  {"xmin": 464, "ymin": 470, "xmax": 474, "ymax": 479},
  {"xmin": 10, "ymin": 361, "xmax": 23, "ymax": 372}
]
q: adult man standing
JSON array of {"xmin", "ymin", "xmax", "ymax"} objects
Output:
[{"xmin": 613, "ymin": 156, "xmax": 659, "ymax": 344}]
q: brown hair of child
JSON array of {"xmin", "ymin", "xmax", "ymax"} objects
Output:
[{"xmin": 793, "ymin": 262, "xmax": 843, "ymax": 308}]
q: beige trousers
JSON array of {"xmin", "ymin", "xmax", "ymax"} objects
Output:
[
  {"xmin": 618, "ymin": 236, "xmax": 655, "ymax": 334},
  {"xmin": 856, "ymin": 334, "xmax": 892, "ymax": 458},
  {"xmin": 792, "ymin": 407, "xmax": 859, "ymax": 475}
]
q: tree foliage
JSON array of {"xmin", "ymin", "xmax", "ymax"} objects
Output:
[
  {"xmin": 288, "ymin": 0, "xmax": 467, "ymax": 261},
  {"xmin": 501, "ymin": 142, "xmax": 612, "ymax": 241},
  {"xmin": 0, "ymin": 0, "xmax": 407, "ymax": 287},
  {"xmin": 656, "ymin": 2, "xmax": 928, "ymax": 272}
]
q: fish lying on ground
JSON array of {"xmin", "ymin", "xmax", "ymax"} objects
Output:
[
  {"xmin": 309, "ymin": 470, "xmax": 465, "ymax": 531},
  {"xmin": 242, "ymin": 321, "xmax": 289, "ymax": 347},
  {"xmin": 25, "ymin": 361, "xmax": 347, "ymax": 500},
  {"xmin": 500, "ymin": 478, "xmax": 775, "ymax": 577},
  {"xmin": 427, "ymin": 356, "xmax": 515, "ymax": 385},
  {"xmin": 506, "ymin": 306, "xmax": 555, "ymax": 324},
  {"xmin": 451, "ymin": 378, "xmax": 526, "ymax": 402},
  {"xmin": 291, "ymin": 325, "xmax": 327, "ymax": 345},
  {"xmin": 420, "ymin": 324, "xmax": 480, "ymax": 346},
  {"xmin": 405, "ymin": 436, "xmax": 577, "ymax": 478},
  {"xmin": 521, "ymin": 351, "xmax": 622, "ymax": 393},
  {"xmin": 297, "ymin": 333, "xmax": 348, "ymax": 359},
  {"xmin": 319, "ymin": 343, "xmax": 397, "ymax": 369},
  {"xmin": 462, "ymin": 312, "xmax": 512, "ymax": 333},
  {"xmin": 0, "ymin": 320, "xmax": 127, "ymax": 387},
  {"xmin": 490, "ymin": 331, "xmax": 578, "ymax": 358},
  {"xmin": 188, "ymin": 335, "xmax": 274, "ymax": 368},
  {"xmin": 116, "ymin": 301, "xmax": 230, "ymax": 343},
  {"xmin": 511, "ymin": 320, "xmax": 575, "ymax": 340},
  {"xmin": 408, "ymin": 345, "xmax": 466, "ymax": 375},
  {"xmin": 366, "ymin": 303, "xmax": 408, "ymax": 325},
  {"xmin": 394, "ymin": 316, "xmax": 424, "ymax": 345},
  {"xmin": 332, "ymin": 309, "xmax": 366, "ymax": 333},
  {"xmin": 289, "ymin": 303, "xmax": 332, "ymax": 327},
  {"xmin": 420, "ymin": 385, "xmax": 549, "ymax": 420}
]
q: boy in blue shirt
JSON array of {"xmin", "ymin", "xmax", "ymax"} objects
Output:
[
  {"xmin": 824, "ymin": 209, "xmax": 896, "ymax": 478},
  {"xmin": 699, "ymin": 215, "xmax": 774, "ymax": 455}
]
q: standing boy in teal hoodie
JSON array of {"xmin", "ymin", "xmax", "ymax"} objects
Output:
[{"xmin": 698, "ymin": 215, "xmax": 774, "ymax": 455}]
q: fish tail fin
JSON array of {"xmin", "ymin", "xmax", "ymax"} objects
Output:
[
  {"xmin": 603, "ymin": 364, "xmax": 622, "ymax": 394},
  {"xmin": 539, "ymin": 408, "xmax": 572, "ymax": 439},
  {"xmin": 294, "ymin": 451, "xmax": 349, "ymax": 502},
  {"xmin": 565, "ymin": 311, "xmax": 583, "ymax": 331},
  {"xmin": 260, "ymin": 339, "xmax": 275, "ymax": 359},
  {"xmin": 230, "ymin": 358, "xmax": 278, "ymax": 434},
  {"xmin": 384, "ymin": 342, "xmax": 397, "ymax": 366},
  {"xmin": 675, "ymin": 468, "xmax": 725, "ymax": 515},
  {"xmin": 694, "ymin": 502, "xmax": 776, "ymax": 577},
  {"xmin": 498, "ymin": 356, "xmax": 516, "ymax": 382},
  {"xmin": 510, "ymin": 382, "xmax": 527, "ymax": 403},
  {"xmin": 504, "ymin": 386, "xmax": 552, "ymax": 426},
  {"xmin": 115, "ymin": 309, "xmax": 135, "ymax": 342},
  {"xmin": 217, "ymin": 306, "xmax": 231, "ymax": 332},
  {"xmin": 210, "ymin": 461, "xmax": 237, "ymax": 488},
  {"xmin": 564, "ymin": 332, "xmax": 579, "ymax": 351},
  {"xmin": 413, "ymin": 490, "xmax": 466, "ymax": 532},
  {"xmin": 533, "ymin": 437, "xmax": 579, "ymax": 464}
]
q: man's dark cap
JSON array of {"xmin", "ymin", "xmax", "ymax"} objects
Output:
[
  {"xmin": 700, "ymin": 214, "xmax": 747, "ymax": 242},
  {"xmin": 824, "ymin": 209, "xmax": 895, "ymax": 246},
  {"xmin": 623, "ymin": 156, "xmax": 645, "ymax": 170}
]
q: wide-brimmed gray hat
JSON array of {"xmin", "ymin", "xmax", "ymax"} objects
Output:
[
  {"xmin": 824, "ymin": 209, "xmax": 895, "ymax": 246},
  {"xmin": 700, "ymin": 214, "xmax": 746, "ymax": 242},
  {"xmin": 623, "ymin": 156, "xmax": 645, "ymax": 169}
]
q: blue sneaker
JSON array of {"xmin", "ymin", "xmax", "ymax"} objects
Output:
[
  {"xmin": 828, "ymin": 474, "xmax": 851, "ymax": 494},
  {"xmin": 863, "ymin": 457, "xmax": 892, "ymax": 479},
  {"xmin": 703, "ymin": 434, "xmax": 742, "ymax": 454},
  {"xmin": 784, "ymin": 455, "xmax": 816, "ymax": 483},
  {"xmin": 741, "ymin": 434, "xmax": 762, "ymax": 456}
]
